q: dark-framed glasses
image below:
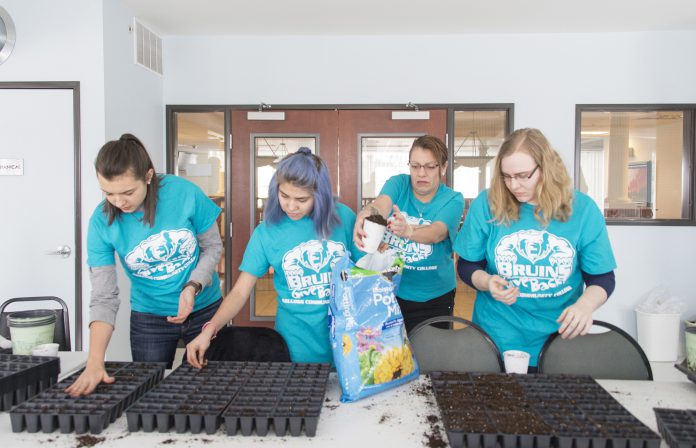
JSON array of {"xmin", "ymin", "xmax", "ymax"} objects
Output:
[
  {"xmin": 501, "ymin": 165, "xmax": 539, "ymax": 183},
  {"xmin": 407, "ymin": 162, "xmax": 440, "ymax": 172}
]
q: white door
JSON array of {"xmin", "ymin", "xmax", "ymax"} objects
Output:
[{"xmin": 0, "ymin": 88, "xmax": 77, "ymax": 348}]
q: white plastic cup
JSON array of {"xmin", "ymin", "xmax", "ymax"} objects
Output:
[
  {"xmin": 503, "ymin": 350, "xmax": 530, "ymax": 374},
  {"xmin": 635, "ymin": 309, "xmax": 681, "ymax": 362},
  {"xmin": 31, "ymin": 343, "xmax": 60, "ymax": 357},
  {"xmin": 362, "ymin": 218, "xmax": 387, "ymax": 254}
]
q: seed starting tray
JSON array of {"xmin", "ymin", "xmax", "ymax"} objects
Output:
[
  {"xmin": 654, "ymin": 408, "xmax": 696, "ymax": 448},
  {"xmin": 126, "ymin": 361, "xmax": 330, "ymax": 437},
  {"xmin": 9, "ymin": 361, "xmax": 165, "ymax": 434},
  {"xmin": 0, "ymin": 353, "xmax": 60, "ymax": 411},
  {"xmin": 430, "ymin": 372, "xmax": 661, "ymax": 448}
]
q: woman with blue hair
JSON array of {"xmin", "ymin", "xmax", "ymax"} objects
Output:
[{"xmin": 187, "ymin": 147, "xmax": 361, "ymax": 365}]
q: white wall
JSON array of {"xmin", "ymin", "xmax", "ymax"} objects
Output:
[
  {"xmin": 102, "ymin": 0, "xmax": 164, "ymax": 360},
  {"xmin": 163, "ymin": 31, "xmax": 696, "ymax": 341},
  {"xmin": 0, "ymin": 0, "xmax": 164, "ymax": 357},
  {"xmin": 0, "ymin": 0, "xmax": 106, "ymax": 351}
]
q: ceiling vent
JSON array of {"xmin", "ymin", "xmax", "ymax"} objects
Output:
[{"xmin": 132, "ymin": 18, "xmax": 163, "ymax": 76}]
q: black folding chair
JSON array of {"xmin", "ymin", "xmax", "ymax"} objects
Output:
[
  {"xmin": 203, "ymin": 326, "xmax": 291, "ymax": 363},
  {"xmin": 538, "ymin": 320, "xmax": 652, "ymax": 380},
  {"xmin": 410, "ymin": 315, "xmax": 504, "ymax": 374},
  {"xmin": 0, "ymin": 296, "xmax": 71, "ymax": 351}
]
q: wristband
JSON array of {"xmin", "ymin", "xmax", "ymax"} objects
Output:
[
  {"xmin": 202, "ymin": 321, "xmax": 218, "ymax": 339},
  {"xmin": 183, "ymin": 280, "xmax": 202, "ymax": 296}
]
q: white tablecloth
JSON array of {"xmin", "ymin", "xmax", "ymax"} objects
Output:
[{"xmin": 0, "ymin": 353, "xmax": 693, "ymax": 448}]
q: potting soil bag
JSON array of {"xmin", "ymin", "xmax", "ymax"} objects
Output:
[{"xmin": 329, "ymin": 251, "xmax": 419, "ymax": 402}]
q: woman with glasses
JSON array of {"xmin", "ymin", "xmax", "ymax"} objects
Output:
[
  {"xmin": 454, "ymin": 128, "xmax": 616, "ymax": 371},
  {"xmin": 354, "ymin": 135, "xmax": 465, "ymax": 332}
]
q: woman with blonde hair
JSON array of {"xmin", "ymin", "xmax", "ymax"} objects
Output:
[{"xmin": 454, "ymin": 128, "xmax": 616, "ymax": 371}]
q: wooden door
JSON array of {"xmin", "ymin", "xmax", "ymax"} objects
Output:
[{"xmin": 229, "ymin": 110, "xmax": 339, "ymax": 327}]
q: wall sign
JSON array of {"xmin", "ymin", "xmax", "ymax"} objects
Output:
[{"xmin": 0, "ymin": 158, "xmax": 24, "ymax": 175}]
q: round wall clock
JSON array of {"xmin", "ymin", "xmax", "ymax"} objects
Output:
[{"xmin": 0, "ymin": 6, "xmax": 16, "ymax": 65}]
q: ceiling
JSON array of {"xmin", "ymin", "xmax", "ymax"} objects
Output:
[{"xmin": 121, "ymin": 0, "xmax": 696, "ymax": 36}]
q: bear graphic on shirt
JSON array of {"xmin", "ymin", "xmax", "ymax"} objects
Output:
[{"xmin": 125, "ymin": 229, "xmax": 197, "ymax": 280}]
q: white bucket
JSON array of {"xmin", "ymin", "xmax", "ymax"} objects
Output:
[
  {"xmin": 8, "ymin": 310, "xmax": 56, "ymax": 355},
  {"xmin": 635, "ymin": 309, "xmax": 681, "ymax": 362}
]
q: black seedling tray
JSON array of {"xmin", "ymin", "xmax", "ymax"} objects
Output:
[
  {"xmin": 0, "ymin": 353, "xmax": 60, "ymax": 411},
  {"xmin": 654, "ymin": 408, "xmax": 696, "ymax": 448},
  {"xmin": 674, "ymin": 361, "xmax": 696, "ymax": 385},
  {"xmin": 126, "ymin": 361, "xmax": 330, "ymax": 437},
  {"xmin": 430, "ymin": 372, "xmax": 661, "ymax": 448},
  {"xmin": 9, "ymin": 361, "xmax": 164, "ymax": 434}
]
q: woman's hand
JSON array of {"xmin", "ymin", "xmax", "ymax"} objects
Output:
[
  {"xmin": 167, "ymin": 286, "xmax": 196, "ymax": 324},
  {"xmin": 556, "ymin": 285, "xmax": 608, "ymax": 339},
  {"xmin": 186, "ymin": 331, "xmax": 213, "ymax": 369},
  {"xmin": 353, "ymin": 208, "xmax": 372, "ymax": 250},
  {"xmin": 64, "ymin": 362, "xmax": 115, "ymax": 397},
  {"xmin": 387, "ymin": 205, "xmax": 414, "ymax": 239},
  {"xmin": 557, "ymin": 301, "xmax": 594, "ymax": 339},
  {"xmin": 487, "ymin": 275, "xmax": 519, "ymax": 305}
]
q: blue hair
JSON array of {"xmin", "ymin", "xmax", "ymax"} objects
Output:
[{"xmin": 264, "ymin": 147, "xmax": 341, "ymax": 239}]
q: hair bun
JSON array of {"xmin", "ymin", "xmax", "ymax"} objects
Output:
[{"xmin": 297, "ymin": 147, "xmax": 312, "ymax": 155}]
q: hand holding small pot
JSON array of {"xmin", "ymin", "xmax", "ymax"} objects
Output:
[{"xmin": 361, "ymin": 213, "xmax": 388, "ymax": 253}]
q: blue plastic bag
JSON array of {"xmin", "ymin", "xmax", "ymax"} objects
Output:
[{"xmin": 328, "ymin": 252, "xmax": 419, "ymax": 402}]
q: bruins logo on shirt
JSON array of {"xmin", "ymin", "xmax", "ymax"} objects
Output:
[
  {"xmin": 494, "ymin": 230, "xmax": 575, "ymax": 295},
  {"xmin": 383, "ymin": 211, "xmax": 433, "ymax": 264},
  {"xmin": 282, "ymin": 240, "xmax": 347, "ymax": 301}
]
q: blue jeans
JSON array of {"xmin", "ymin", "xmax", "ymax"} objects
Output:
[{"xmin": 130, "ymin": 299, "xmax": 221, "ymax": 368}]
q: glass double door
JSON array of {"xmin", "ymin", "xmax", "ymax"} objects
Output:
[{"xmin": 229, "ymin": 109, "xmax": 447, "ymax": 327}]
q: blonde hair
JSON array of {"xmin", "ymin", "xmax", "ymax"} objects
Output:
[{"xmin": 489, "ymin": 128, "xmax": 573, "ymax": 227}]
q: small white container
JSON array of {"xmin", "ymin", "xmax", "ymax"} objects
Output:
[
  {"xmin": 503, "ymin": 350, "xmax": 530, "ymax": 374},
  {"xmin": 362, "ymin": 218, "xmax": 387, "ymax": 254},
  {"xmin": 31, "ymin": 343, "xmax": 60, "ymax": 357}
]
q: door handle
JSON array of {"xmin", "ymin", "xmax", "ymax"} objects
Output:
[{"xmin": 46, "ymin": 245, "xmax": 71, "ymax": 258}]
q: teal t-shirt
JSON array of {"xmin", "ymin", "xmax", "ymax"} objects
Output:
[
  {"xmin": 87, "ymin": 175, "xmax": 222, "ymax": 316},
  {"xmin": 239, "ymin": 203, "xmax": 361, "ymax": 363},
  {"xmin": 380, "ymin": 174, "xmax": 465, "ymax": 302},
  {"xmin": 454, "ymin": 189, "xmax": 616, "ymax": 366}
]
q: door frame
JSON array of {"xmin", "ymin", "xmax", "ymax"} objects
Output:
[
  {"xmin": 0, "ymin": 81, "xmax": 83, "ymax": 349},
  {"xmin": 356, "ymin": 132, "xmax": 427, "ymax": 206}
]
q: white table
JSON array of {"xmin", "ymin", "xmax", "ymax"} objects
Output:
[{"xmin": 0, "ymin": 354, "xmax": 694, "ymax": 448}]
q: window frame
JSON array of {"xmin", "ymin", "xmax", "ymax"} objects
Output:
[{"xmin": 575, "ymin": 104, "xmax": 696, "ymax": 226}]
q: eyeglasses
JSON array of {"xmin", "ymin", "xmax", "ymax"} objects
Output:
[
  {"xmin": 501, "ymin": 165, "xmax": 539, "ymax": 183},
  {"xmin": 407, "ymin": 162, "xmax": 440, "ymax": 172}
]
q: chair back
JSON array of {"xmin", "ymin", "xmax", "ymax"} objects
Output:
[
  {"xmin": 204, "ymin": 326, "xmax": 291, "ymax": 363},
  {"xmin": 410, "ymin": 316, "xmax": 504, "ymax": 374},
  {"xmin": 0, "ymin": 296, "xmax": 71, "ymax": 352},
  {"xmin": 537, "ymin": 320, "xmax": 652, "ymax": 380}
]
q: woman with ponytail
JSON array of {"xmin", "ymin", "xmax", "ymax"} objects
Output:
[{"xmin": 67, "ymin": 134, "xmax": 223, "ymax": 396}]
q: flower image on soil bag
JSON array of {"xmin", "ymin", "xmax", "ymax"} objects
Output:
[{"xmin": 329, "ymin": 252, "xmax": 419, "ymax": 402}]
